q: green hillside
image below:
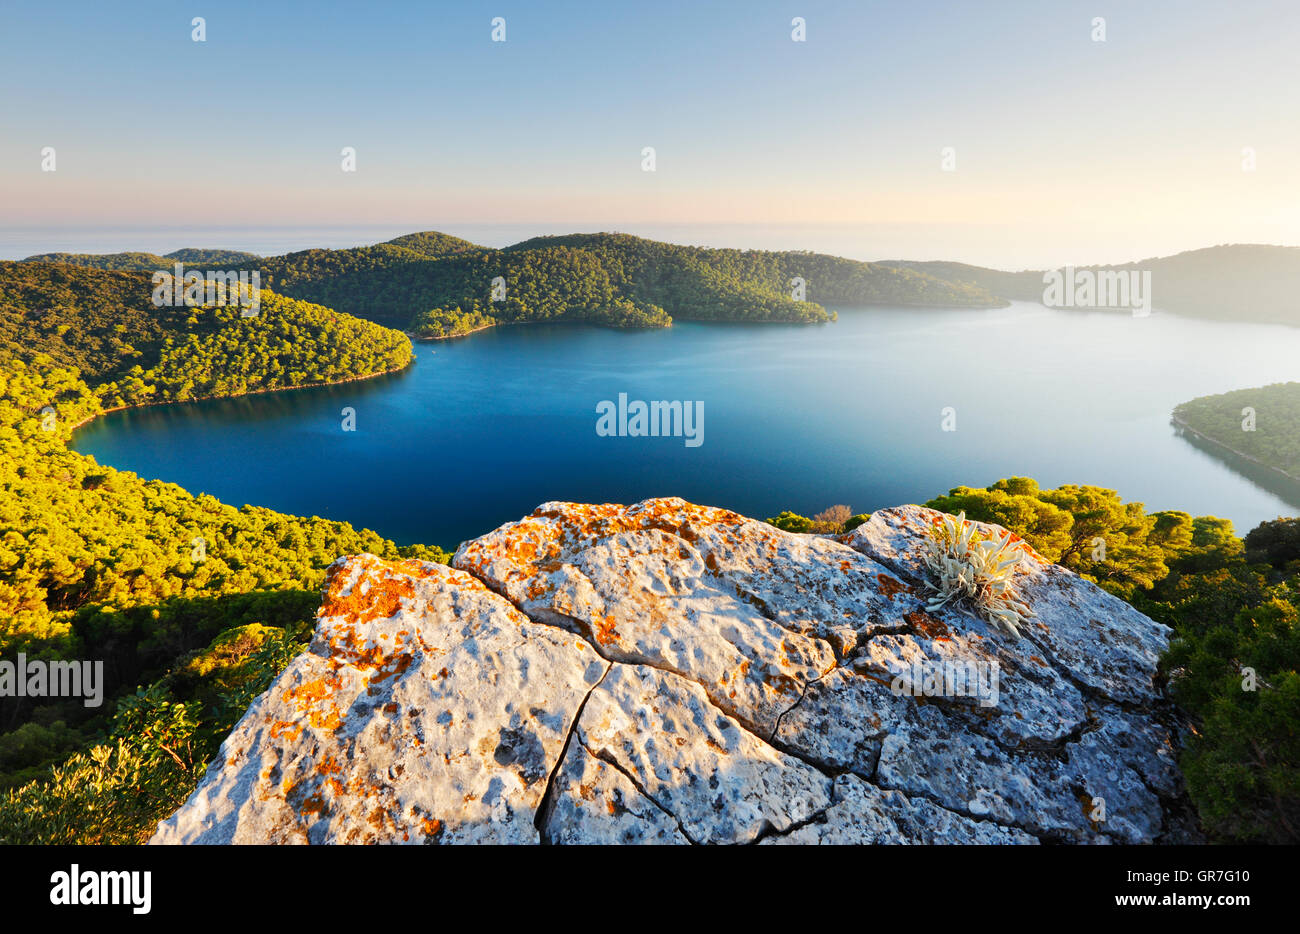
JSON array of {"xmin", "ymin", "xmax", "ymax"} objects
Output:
[
  {"xmin": 0, "ymin": 263, "xmax": 443, "ymax": 831},
  {"xmin": 27, "ymin": 237, "xmax": 1300, "ymax": 328},
  {"xmin": 1174, "ymin": 382, "xmax": 1300, "ymax": 479},
  {"xmin": 877, "ymin": 259, "xmax": 1044, "ymax": 302},
  {"xmin": 257, "ymin": 231, "xmax": 1008, "ymax": 333},
  {"xmin": 0, "ymin": 261, "xmax": 412, "ymax": 406},
  {"xmin": 26, "ymin": 230, "xmax": 1008, "ymax": 335},
  {"xmin": 22, "ymin": 248, "xmax": 261, "ymax": 271}
]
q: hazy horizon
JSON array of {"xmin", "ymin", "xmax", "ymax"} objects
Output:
[{"xmin": 2, "ymin": 222, "xmax": 1295, "ymax": 271}]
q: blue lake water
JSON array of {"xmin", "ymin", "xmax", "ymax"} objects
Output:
[{"xmin": 72, "ymin": 302, "xmax": 1300, "ymax": 548}]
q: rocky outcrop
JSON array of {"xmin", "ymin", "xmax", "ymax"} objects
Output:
[{"xmin": 151, "ymin": 498, "xmax": 1194, "ymax": 845}]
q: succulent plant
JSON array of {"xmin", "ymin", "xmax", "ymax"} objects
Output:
[{"xmin": 921, "ymin": 511, "xmax": 1035, "ymax": 638}]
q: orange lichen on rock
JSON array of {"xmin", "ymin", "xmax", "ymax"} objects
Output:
[
  {"xmin": 324, "ymin": 623, "xmax": 389, "ymax": 672},
  {"xmin": 593, "ymin": 614, "xmax": 620, "ymax": 645},
  {"xmin": 283, "ymin": 674, "xmax": 345, "ymax": 731},
  {"xmin": 320, "ymin": 554, "xmax": 488, "ymax": 625},
  {"xmin": 457, "ymin": 498, "xmax": 745, "ymax": 581},
  {"xmin": 320, "ymin": 555, "xmax": 418, "ymax": 625},
  {"xmin": 269, "ymin": 719, "xmax": 303, "ymax": 743},
  {"xmin": 876, "ymin": 573, "xmax": 911, "ymax": 600},
  {"xmin": 904, "ymin": 608, "xmax": 951, "ymax": 642}
]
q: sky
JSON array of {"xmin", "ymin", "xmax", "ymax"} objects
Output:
[{"xmin": 1, "ymin": 0, "xmax": 1297, "ymax": 268}]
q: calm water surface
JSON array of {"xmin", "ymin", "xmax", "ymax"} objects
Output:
[{"xmin": 73, "ymin": 303, "xmax": 1300, "ymax": 548}]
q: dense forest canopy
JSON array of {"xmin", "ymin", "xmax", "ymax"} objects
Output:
[
  {"xmin": 25, "ymin": 235, "xmax": 1300, "ymax": 327},
  {"xmin": 0, "ymin": 261, "xmax": 412, "ymax": 407},
  {"xmin": 254, "ymin": 234, "xmax": 990, "ymax": 331},
  {"xmin": 22, "ymin": 230, "xmax": 1008, "ymax": 334},
  {"xmin": 22, "ymin": 248, "xmax": 262, "ymax": 270},
  {"xmin": 0, "ymin": 263, "xmax": 444, "ymax": 835},
  {"xmin": 1174, "ymin": 382, "xmax": 1300, "ymax": 479}
]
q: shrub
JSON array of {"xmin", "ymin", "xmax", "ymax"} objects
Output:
[
  {"xmin": 921, "ymin": 511, "xmax": 1034, "ymax": 638},
  {"xmin": 0, "ymin": 623, "xmax": 306, "ymax": 844},
  {"xmin": 766, "ymin": 510, "xmax": 813, "ymax": 533}
]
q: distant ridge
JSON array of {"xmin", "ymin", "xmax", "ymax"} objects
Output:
[
  {"xmin": 23, "ymin": 235, "xmax": 1300, "ymax": 329},
  {"xmin": 23, "ymin": 247, "xmax": 263, "ymax": 270},
  {"xmin": 25, "ymin": 230, "xmax": 1003, "ymax": 334},
  {"xmin": 878, "ymin": 244, "xmax": 1300, "ymax": 324}
]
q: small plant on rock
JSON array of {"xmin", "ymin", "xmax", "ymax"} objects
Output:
[{"xmin": 922, "ymin": 511, "xmax": 1035, "ymax": 638}]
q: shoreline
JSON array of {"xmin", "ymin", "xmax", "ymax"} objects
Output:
[
  {"xmin": 67, "ymin": 358, "xmax": 415, "ymax": 433},
  {"xmin": 402, "ymin": 301, "xmax": 1009, "ymax": 346},
  {"xmin": 407, "ymin": 322, "xmax": 499, "ymax": 342},
  {"xmin": 1170, "ymin": 412, "xmax": 1300, "ymax": 483}
]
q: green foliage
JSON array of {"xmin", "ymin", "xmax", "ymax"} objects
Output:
[
  {"xmin": 26, "ymin": 231, "xmax": 1007, "ymax": 337},
  {"xmin": 382, "ymin": 231, "xmax": 484, "ymax": 258},
  {"xmin": 411, "ymin": 303, "xmax": 498, "ymax": 339},
  {"xmin": 0, "ymin": 263, "xmax": 411, "ymax": 406},
  {"xmin": 765, "ymin": 506, "xmax": 868, "ymax": 535},
  {"xmin": 22, "ymin": 249, "xmax": 261, "ymax": 270},
  {"xmin": 0, "ymin": 269, "xmax": 447, "ymax": 818},
  {"xmin": 766, "ymin": 510, "xmax": 814, "ymax": 533},
  {"xmin": 0, "ymin": 719, "xmax": 88, "ymax": 791},
  {"xmin": 1145, "ymin": 522, "xmax": 1300, "ymax": 843},
  {"xmin": 925, "ymin": 476, "xmax": 1193, "ymax": 599},
  {"xmin": 0, "ymin": 623, "xmax": 308, "ymax": 844},
  {"xmin": 0, "ymin": 261, "xmax": 190, "ymax": 385},
  {"xmin": 1174, "ymin": 382, "xmax": 1300, "ymax": 478},
  {"xmin": 97, "ymin": 289, "xmax": 413, "ymax": 407},
  {"xmin": 1244, "ymin": 517, "xmax": 1300, "ymax": 568},
  {"xmin": 249, "ymin": 231, "xmax": 1004, "ymax": 330}
]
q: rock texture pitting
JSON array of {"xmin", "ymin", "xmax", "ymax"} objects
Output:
[{"xmin": 151, "ymin": 498, "xmax": 1193, "ymax": 845}]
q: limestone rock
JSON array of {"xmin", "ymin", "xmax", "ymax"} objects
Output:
[
  {"xmin": 453, "ymin": 500, "xmax": 840, "ymax": 737},
  {"xmin": 763, "ymin": 774, "xmax": 1038, "ymax": 845},
  {"xmin": 842, "ymin": 505, "xmax": 1171, "ymax": 704},
  {"xmin": 152, "ymin": 497, "xmax": 1192, "ymax": 845},
  {"xmin": 562, "ymin": 662, "xmax": 832, "ymax": 844},
  {"xmin": 151, "ymin": 555, "xmax": 607, "ymax": 844},
  {"xmin": 540, "ymin": 743, "xmax": 689, "ymax": 845}
]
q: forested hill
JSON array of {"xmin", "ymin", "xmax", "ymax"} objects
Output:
[
  {"xmin": 21, "ymin": 231, "xmax": 481, "ymax": 272},
  {"xmin": 261, "ymin": 231, "xmax": 1006, "ymax": 333},
  {"xmin": 22, "ymin": 247, "xmax": 261, "ymax": 270},
  {"xmin": 25, "ymin": 235, "xmax": 1300, "ymax": 329},
  {"xmin": 880, "ymin": 244, "xmax": 1300, "ymax": 324},
  {"xmin": 0, "ymin": 260, "xmax": 439, "ymax": 831},
  {"xmin": 1110, "ymin": 245, "xmax": 1300, "ymax": 324},
  {"xmin": 1174, "ymin": 382, "xmax": 1300, "ymax": 479},
  {"xmin": 0, "ymin": 261, "xmax": 413, "ymax": 407},
  {"xmin": 875, "ymin": 259, "xmax": 1044, "ymax": 302},
  {"xmin": 23, "ymin": 231, "xmax": 1007, "ymax": 337}
]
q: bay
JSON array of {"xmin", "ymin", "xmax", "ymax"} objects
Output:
[{"xmin": 72, "ymin": 302, "xmax": 1300, "ymax": 548}]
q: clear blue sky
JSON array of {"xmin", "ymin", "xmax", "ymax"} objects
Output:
[{"xmin": 1, "ymin": 0, "xmax": 1297, "ymax": 267}]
